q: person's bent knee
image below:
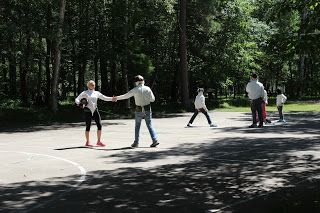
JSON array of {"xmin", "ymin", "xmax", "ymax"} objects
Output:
[{"xmin": 97, "ymin": 125, "xmax": 102, "ymax": 130}]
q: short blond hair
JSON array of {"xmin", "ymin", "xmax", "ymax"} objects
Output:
[{"xmin": 87, "ymin": 80, "xmax": 95, "ymax": 88}]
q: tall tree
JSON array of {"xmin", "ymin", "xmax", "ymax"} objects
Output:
[
  {"xmin": 179, "ymin": 0, "xmax": 190, "ymax": 109},
  {"xmin": 51, "ymin": 0, "xmax": 66, "ymax": 112}
]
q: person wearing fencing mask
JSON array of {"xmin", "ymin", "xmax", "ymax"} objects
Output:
[
  {"xmin": 113, "ymin": 75, "xmax": 159, "ymax": 148},
  {"xmin": 187, "ymin": 88, "xmax": 217, "ymax": 128}
]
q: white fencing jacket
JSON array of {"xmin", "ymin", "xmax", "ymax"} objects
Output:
[
  {"xmin": 194, "ymin": 92, "xmax": 208, "ymax": 111},
  {"xmin": 116, "ymin": 84, "xmax": 155, "ymax": 106},
  {"xmin": 276, "ymin": 94, "xmax": 287, "ymax": 106},
  {"xmin": 75, "ymin": 90, "xmax": 112, "ymax": 114}
]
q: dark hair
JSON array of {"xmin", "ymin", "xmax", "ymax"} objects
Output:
[
  {"xmin": 276, "ymin": 89, "xmax": 282, "ymax": 95},
  {"xmin": 251, "ymin": 73, "xmax": 258, "ymax": 79}
]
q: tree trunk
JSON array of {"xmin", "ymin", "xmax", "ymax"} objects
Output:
[
  {"xmin": 298, "ymin": 5, "xmax": 308, "ymax": 98},
  {"xmin": 100, "ymin": 56, "xmax": 109, "ymax": 94},
  {"xmin": 110, "ymin": 60, "xmax": 117, "ymax": 94},
  {"xmin": 121, "ymin": 61, "xmax": 130, "ymax": 108},
  {"xmin": 99, "ymin": 27, "xmax": 109, "ymax": 95},
  {"xmin": 8, "ymin": 45, "xmax": 17, "ymax": 98},
  {"xmin": 77, "ymin": 0, "xmax": 89, "ymax": 94},
  {"xmin": 50, "ymin": 0, "xmax": 66, "ymax": 112},
  {"xmin": 77, "ymin": 61, "xmax": 86, "ymax": 93},
  {"xmin": 45, "ymin": 3, "xmax": 52, "ymax": 105},
  {"xmin": 179, "ymin": 0, "xmax": 190, "ymax": 109},
  {"xmin": 71, "ymin": 38, "xmax": 77, "ymax": 97},
  {"xmin": 121, "ymin": 0, "xmax": 130, "ymax": 108},
  {"xmin": 1, "ymin": 55, "xmax": 8, "ymax": 94},
  {"xmin": 37, "ymin": 35, "xmax": 43, "ymax": 104},
  {"xmin": 21, "ymin": 28, "xmax": 31, "ymax": 106},
  {"xmin": 94, "ymin": 55, "xmax": 99, "ymax": 90}
]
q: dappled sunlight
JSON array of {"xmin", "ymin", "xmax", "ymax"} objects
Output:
[{"xmin": 1, "ymin": 135, "xmax": 320, "ymax": 212}]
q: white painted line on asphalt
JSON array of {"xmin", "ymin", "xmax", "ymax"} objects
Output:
[
  {"xmin": 0, "ymin": 151, "xmax": 87, "ymax": 211},
  {"xmin": 0, "ymin": 144, "xmax": 55, "ymax": 149}
]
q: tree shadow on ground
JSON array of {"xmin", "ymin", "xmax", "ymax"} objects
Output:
[
  {"xmin": 0, "ymin": 113, "xmax": 186, "ymax": 134},
  {"xmin": 1, "ymin": 134, "xmax": 320, "ymax": 212},
  {"xmin": 221, "ymin": 112, "xmax": 320, "ymax": 135},
  {"xmin": 0, "ymin": 121, "xmax": 127, "ymax": 133}
]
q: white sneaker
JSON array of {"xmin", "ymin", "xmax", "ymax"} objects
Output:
[
  {"xmin": 210, "ymin": 123, "xmax": 218, "ymax": 127},
  {"xmin": 187, "ymin": 123, "xmax": 192, "ymax": 127}
]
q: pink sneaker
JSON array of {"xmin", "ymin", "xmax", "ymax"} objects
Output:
[
  {"xmin": 96, "ymin": 141, "xmax": 106, "ymax": 147},
  {"xmin": 85, "ymin": 142, "xmax": 93, "ymax": 147}
]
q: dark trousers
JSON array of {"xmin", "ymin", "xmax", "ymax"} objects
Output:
[
  {"xmin": 84, "ymin": 108, "xmax": 102, "ymax": 131},
  {"xmin": 251, "ymin": 98, "xmax": 263, "ymax": 125},
  {"xmin": 189, "ymin": 108, "xmax": 212, "ymax": 125},
  {"xmin": 277, "ymin": 106, "xmax": 284, "ymax": 120}
]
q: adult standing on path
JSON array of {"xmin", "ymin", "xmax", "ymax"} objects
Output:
[
  {"xmin": 75, "ymin": 80, "xmax": 115, "ymax": 147},
  {"xmin": 246, "ymin": 73, "xmax": 265, "ymax": 128},
  {"xmin": 114, "ymin": 75, "xmax": 159, "ymax": 148}
]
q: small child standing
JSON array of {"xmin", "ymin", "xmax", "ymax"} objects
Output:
[
  {"xmin": 276, "ymin": 89, "xmax": 287, "ymax": 122},
  {"xmin": 187, "ymin": 88, "xmax": 217, "ymax": 127},
  {"xmin": 258, "ymin": 89, "xmax": 271, "ymax": 124}
]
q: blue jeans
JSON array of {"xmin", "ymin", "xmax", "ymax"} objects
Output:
[{"xmin": 134, "ymin": 110, "xmax": 157, "ymax": 143}]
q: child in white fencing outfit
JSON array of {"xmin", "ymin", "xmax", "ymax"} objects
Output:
[
  {"xmin": 276, "ymin": 89, "xmax": 287, "ymax": 122},
  {"xmin": 260, "ymin": 89, "xmax": 271, "ymax": 124},
  {"xmin": 187, "ymin": 88, "xmax": 217, "ymax": 127}
]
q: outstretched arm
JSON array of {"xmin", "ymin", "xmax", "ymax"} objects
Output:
[
  {"xmin": 116, "ymin": 90, "xmax": 134, "ymax": 101},
  {"xmin": 98, "ymin": 92, "xmax": 113, "ymax": 101}
]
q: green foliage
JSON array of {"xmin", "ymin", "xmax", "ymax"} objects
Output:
[{"xmin": 0, "ymin": 0, "xmax": 319, "ymax": 112}]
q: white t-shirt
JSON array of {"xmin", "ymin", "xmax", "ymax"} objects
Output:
[
  {"xmin": 246, "ymin": 80, "xmax": 264, "ymax": 100},
  {"xmin": 75, "ymin": 90, "xmax": 112, "ymax": 114},
  {"xmin": 116, "ymin": 84, "xmax": 155, "ymax": 106},
  {"xmin": 276, "ymin": 94, "xmax": 287, "ymax": 106}
]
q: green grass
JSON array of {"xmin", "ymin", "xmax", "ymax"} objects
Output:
[
  {"xmin": 1, "ymin": 99, "xmax": 319, "ymax": 128},
  {"xmin": 215, "ymin": 102, "xmax": 320, "ymax": 112}
]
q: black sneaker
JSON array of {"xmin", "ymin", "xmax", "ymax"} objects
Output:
[
  {"xmin": 131, "ymin": 142, "xmax": 139, "ymax": 148},
  {"xmin": 249, "ymin": 124, "xmax": 257, "ymax": 128},
  {"xmin": 150, "ymin": 141, "xmax": 159, "ymax": 147}
]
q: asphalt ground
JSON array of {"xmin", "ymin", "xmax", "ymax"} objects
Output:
[{"xmin": 0, "ymin": 111, "xmax": 319, "ymax": 213}]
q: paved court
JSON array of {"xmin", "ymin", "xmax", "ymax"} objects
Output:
[{"xmin": 1, "ymin": 112, "xmax": 320, "ymax": 213}]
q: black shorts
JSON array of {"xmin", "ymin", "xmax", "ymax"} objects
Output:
[{"xmin": 84, "ymin": 108, "xmax": 102, "ymax": 131}]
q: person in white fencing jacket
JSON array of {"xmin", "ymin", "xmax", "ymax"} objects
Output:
[
  {"xmin": 246, "ymin": 73, "xmax": 265, "ymax": 128},
  {"xmin": 187, "ymin": 88, "xmax": 217, "ymax": 128},
  {"xmin": 276, "ymin": 88, "xmax": 287, "ymax": 122},
  {"xmin": 75, "ymin": 80, "xmax": 114, "ymax": 147},
  {"xmin": 114, "ymin": 75, "xmax": 159, "ymax": 148}
]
